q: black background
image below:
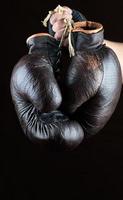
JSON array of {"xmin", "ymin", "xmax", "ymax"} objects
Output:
[{"xmin": 1, "ymin": 0, "xmax": 123, "ymax": 199}]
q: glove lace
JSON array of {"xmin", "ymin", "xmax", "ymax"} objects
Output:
[{"xmin": 42, "ymin": 5, "xmax": 75, "ymax": 57}]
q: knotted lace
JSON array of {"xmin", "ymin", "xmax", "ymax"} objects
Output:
[{"xmin": 42, "ymin": 5, "xmax": 75, "ymax": 57}]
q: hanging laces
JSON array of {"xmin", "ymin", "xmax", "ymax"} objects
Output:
[{"xmin": 42, "ymin": 5, "xmax": 75, "ymax": 57}]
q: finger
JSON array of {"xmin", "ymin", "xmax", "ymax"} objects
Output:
[
  {"xmin": 50, "ymin": 12, "xmax": 72, "ymax": 25},
  {"xmin": 54, "ymin": 28, "xmax": 66, "ymax": 40},
  {"xmin": 52, "ymin": 19, "xmax": 66, "ymax": 32}
]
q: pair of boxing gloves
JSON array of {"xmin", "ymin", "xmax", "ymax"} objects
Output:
[{"xmin": 10, "ymin": 8, "xmax": 122, "ymax": 150}]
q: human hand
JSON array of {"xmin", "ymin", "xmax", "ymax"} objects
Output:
[{"xmin": 49, "ymin": 6, "xmax": 72, "ymax": 46}]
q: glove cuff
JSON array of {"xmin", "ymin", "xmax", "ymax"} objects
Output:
[
  {"xmin": 26, "ymin": 33, "xmax": 60, "ymax": 65},
  {"xmin": 26, "ymin": 33, "xmax": 51, "ymax": 45},
  {"xmin": 72, "ymin": 21, "xmax": 104, "ymax": 50}
]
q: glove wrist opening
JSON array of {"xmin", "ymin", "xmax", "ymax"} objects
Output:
[{"xmin": 73, "ymin": 21, "xmax": 103, "ymax": 34}]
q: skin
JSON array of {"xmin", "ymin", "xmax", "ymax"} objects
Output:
[
  {"xmin": 104, "ymin": 40, "xmax": 123, "ymax": 81},
  {"xmin": 49, "ymin": 7, "xmax": 123, "ymax": 82}
]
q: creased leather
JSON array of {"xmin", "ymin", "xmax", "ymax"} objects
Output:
[
  {"xmin": 61, "ymin": 23, "xmax": 122, "ymax": 137},
  {"xmin": 10, "ymin": 34, "xmax": 84, "ymax": 150}
]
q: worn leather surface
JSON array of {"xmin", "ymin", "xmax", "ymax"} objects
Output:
[
  {"xmin": 10, "ymin": 35, "xmax": 84, "ymax": 150},
  {"xmin": 60, "ymin": 26, "xmax": 122, "ymax": 137},
  {"xmin": 10, "ymin": 27, "xmax": 122, "ymax": 150}
]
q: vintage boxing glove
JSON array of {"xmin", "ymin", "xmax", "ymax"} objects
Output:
[
  {"xmin": 10, "ymin": 33, "xmax": 84, "ymax": 150},
  {"xmin": 60, "ymin": 21, "xmax": 122, "ymax": 137}
]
